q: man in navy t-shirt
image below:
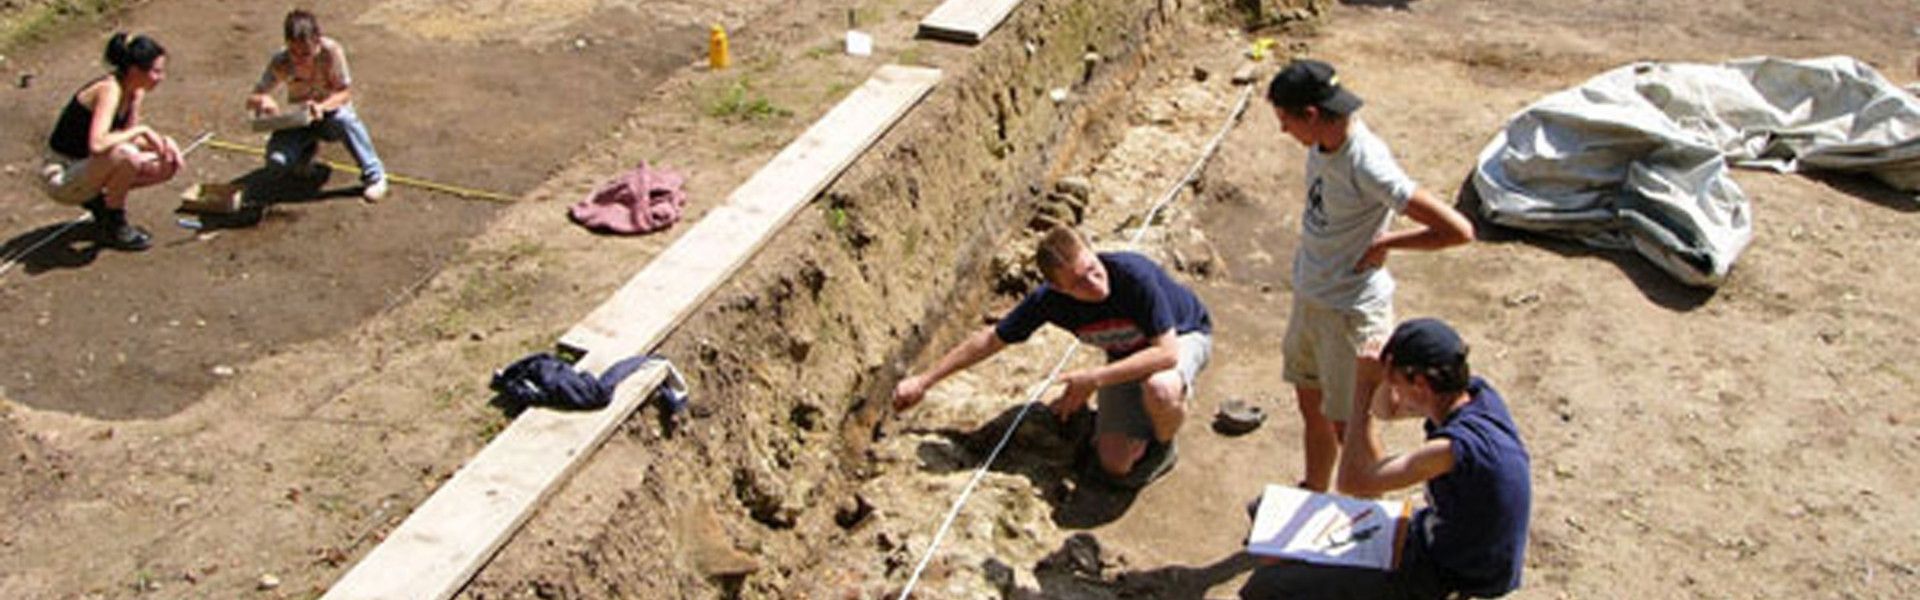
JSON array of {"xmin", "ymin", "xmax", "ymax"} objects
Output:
[
  {"xmin": 1241, "ymin": 318, "xmax": 1531, "ymax": 599},
  {"xmin": 894, "ymin": 226, "xmax": 1212, "ymax": 487}
]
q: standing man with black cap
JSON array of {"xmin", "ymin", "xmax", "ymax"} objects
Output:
[
  {"xmin": 1265, "ymin": 59, "xmax": 1475, "ymax": 493},
  {"xmin": 1241, "ymin": 318, "xmax": 1532, "ymax": 599}
]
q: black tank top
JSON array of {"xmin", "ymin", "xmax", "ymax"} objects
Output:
[{"xmin": 48, "ymin": 78, "xmax": 129, "ymax": 160}]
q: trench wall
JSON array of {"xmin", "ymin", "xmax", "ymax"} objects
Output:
[{"xmin": 463, "ymin": 0, "xmax": 1313, "ymax": 596}]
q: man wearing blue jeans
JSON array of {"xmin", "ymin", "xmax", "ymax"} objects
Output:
[
  {"xmin": 894, "ymin": 225, "xmax": 1213, "ymax": 487},
  {"xmin": 247, "ymin": 9, "xmax": 388, "ymax": 202}
]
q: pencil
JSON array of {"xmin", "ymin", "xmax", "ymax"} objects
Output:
[
  {"xmin": 1313, "ymin": 510, "xmax": 1342, "ymax": 544},
  {"xmin": 1350, "ymin": 507, "xmax": 1375, "ymax": 527}
]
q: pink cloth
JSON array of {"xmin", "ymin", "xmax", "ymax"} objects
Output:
[{"xmin": 569, "ymin": 162, "xmax": 687, "ymax": 234}]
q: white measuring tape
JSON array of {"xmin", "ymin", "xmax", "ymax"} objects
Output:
[{"xmin": 896, "ymin": 86, "xmax": 1253, "ymax": 598}]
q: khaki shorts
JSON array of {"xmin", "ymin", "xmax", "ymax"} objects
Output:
[
  {"xmin": 1096, "ymin": 332, "xmax": 1212, "ymax": 441},
  {"xmin": 1282, "ymin": 298, "xmax": 1392, "ymax": 421},
  {"xmin": 40, "ymin": 156, "xmax": 100, "ymax": 205}
]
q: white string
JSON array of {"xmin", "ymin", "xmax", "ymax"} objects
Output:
[
  {"xmin": 895, "ymin": 344, "xmax": 1078, "ymax": 599},
  {"xmin": 0, "ymin": 216, "xmax": 91, "ymax": 279},
  {"xmin": 895, "ymin": 85, "xmax": 1254, "ymax": 599}
]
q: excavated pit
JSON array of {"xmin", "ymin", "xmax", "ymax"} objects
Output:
[{"xmin": 463, "ymin": 1, "xmax": 1313, "ymax": 597}]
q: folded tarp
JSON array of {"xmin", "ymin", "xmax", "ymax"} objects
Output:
[{"xmin": 1473, "ymin": 56, "xmax": 1920, "ymax": 287}]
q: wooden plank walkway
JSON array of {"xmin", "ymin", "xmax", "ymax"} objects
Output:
[
  {"xmin": 322, "ymin": 64, "xmax": 941, "ymax": 600},
  {"xmin": 918, "ymin": 0, "xmax": 1027, "ymax": 44}
]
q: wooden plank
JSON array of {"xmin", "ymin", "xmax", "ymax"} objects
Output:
[
  {"xmin": 560, "ymin": 64, "xmax": 943, "ymax": 370},
  {"xmin": 321, "ymin": 364, "xmax": 670, "ymax": 600},
  {"xmin": 918, "ymin": 0, "xmax": 1027, "ymax": 44},
  {"xmin": 321, "ymin": 65, "xmax": 940, "ymax": 600}
]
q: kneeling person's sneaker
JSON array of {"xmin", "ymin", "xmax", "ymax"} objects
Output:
[
  {"xmin": 1114, "ymin": 439, "xmax": 1178, "ymax": 489},
  {"xmin": 99, "ymin": 222, "xmax": 152, "ymax": 251},
  {"xmin": 362, "ymin": 177, "xmax": 389, "ymax": 202}
]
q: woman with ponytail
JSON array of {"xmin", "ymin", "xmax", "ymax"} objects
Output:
[{"xmin": 40, "ymin": 32, "xmax": 182, "ymax": 251}]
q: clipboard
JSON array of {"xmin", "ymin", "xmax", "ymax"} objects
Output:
[{"xmin": 1245, "ymin": 484, "xmax": 1414, "ymax": 571}]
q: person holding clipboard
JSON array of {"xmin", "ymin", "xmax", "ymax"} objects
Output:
[
  {"xmin": 246, "ymin": 9, "xmax": 390, "ymax": 202},
  {"xmin": 1242, "ymin": 318, "xmax": 1531, "ymax": 599}
]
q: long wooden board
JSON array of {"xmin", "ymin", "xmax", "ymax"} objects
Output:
[
  {"xmin": 321, "ymin": 364, "xmax": 669, "ymax": 600},
  {"xmin": 918, "ymin": 0, "xmax": 1027, "ymax": 44},
  {"xmin": 321, "ymin": 65, "xmax": 940, "ymax": 600}
]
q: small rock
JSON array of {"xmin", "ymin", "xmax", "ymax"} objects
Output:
[
  {"xmin": 786, "ymin": 333, "xmax": 813, "ymax": 362},
  {"xmin": 169, "ymin": 496, "xmax": 192, "ymax": 513},
  {"xmin": 257, "ymin": 574, "xmax": 280, "ymax": 590},
  {"xmin": 17, "ymin": 73, "xmax": 31, "ymax": 89},
  {"xmin": 467, "ymin": 330, "xmax": 486, "ymax": 342},
  {"xmin": 834, "ymin": 493, "xmax": 873, "ymax": 529},
  {"xmin": 573, "ymin": 37, "xmax": 588, "ymax": 50},
  {"xmin": 210, "ymin": 365, "xmax": 236, "ymax": 377},
  {"xmin": 1049, "ymin": 88, "xmax": 1069, "ymax": 104},
  {"xmin": 982, "ymin": 558, "xmax": 1016, "ymax": 594},
  {"xmin": 1191, "ymin": 65, "xmax": 1210, "ymax": 82},
  {"xmin": 1232, "ymin": 63, "xmax": 1259, "ymax": 85},
  {"xmin": 1054, "ymin": 176, "xmax": 1093, "ymax": 202},
  {"xmin": 1050, "ymin": 533, "xmax": 1104, "ymax": 577},
  {"xmin": 128, "ymin": 313, "xmax": 140, "ymax": 324},
  {"xmin": 1503, "ymin": 292, "xmax": 1542, "ymax": 308}
]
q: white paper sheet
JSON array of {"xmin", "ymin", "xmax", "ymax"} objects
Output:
[{"xmin": 1246, "ymin": 484, "xmax": 1408, "ymax": 571}]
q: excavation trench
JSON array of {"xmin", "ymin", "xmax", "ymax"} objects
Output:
[{"xmin": 463, "ymin": 0, "xmax": 1307, "ymax": 597}]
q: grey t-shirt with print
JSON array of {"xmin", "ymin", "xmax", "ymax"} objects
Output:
[{"xmin": 1293, "ymin": 118, "xmax": 1417, "ymax": 309}]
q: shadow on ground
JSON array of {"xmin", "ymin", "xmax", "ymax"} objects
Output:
[
  {"xmin": 178, "ymin": 166, "xmax": 367, "ymax": 231},
  {"xmin": 909, "ymin": 403, "xmax": 1147, "ymax": 528},
  {"xmin": 990, "ymin": 533, "xmax": 1260, "ymax": 599},
  {"xmin": 1451, "ymin": 174, "xmax": 1716, "ymax": 311},
  {"xmin": 0, "ymin": 218, "xmax": 104, "ymax": 276}
]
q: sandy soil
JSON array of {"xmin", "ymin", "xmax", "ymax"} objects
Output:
[
  {"xmin": 2, "ymin": 0, "xmax": 1918, "ymax": 598},
  {"xmin": 853, "ymin": 1, "xmax": 1920, "ymax": 598}
]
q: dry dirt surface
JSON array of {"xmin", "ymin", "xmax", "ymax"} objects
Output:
[
  {"xmin": 850, "ymin": 1, "xmax": 1920, "ymax": 599},
  {"xmin": 2, "ymin": 0, "xmax": 1919, "ymax": 598},
  {"xmin": 0, "ymin": 0, "xmax": 785, "ymax": 596}
]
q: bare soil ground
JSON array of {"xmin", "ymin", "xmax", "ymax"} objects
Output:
[
  {"xmin": 851, "ymin": 1, "xmax": 1920, "ymax": 598},
  {"xmin": 2, "ymin": 0, "xmax": 1918, "ymax": 598}
]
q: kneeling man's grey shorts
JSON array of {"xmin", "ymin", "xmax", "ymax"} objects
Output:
[{"xmin": 1096, "ymin": 331, "xmax": 1212, "ymax": 441}]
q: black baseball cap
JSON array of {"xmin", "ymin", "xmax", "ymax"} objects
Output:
[
  {"xmin": 1381, "ymin": 318, "xmax": 1467, "ymax": 370},
  {"xmin": 1266, "ymin": 59, "xmax": 1364, "ymax": 115}
]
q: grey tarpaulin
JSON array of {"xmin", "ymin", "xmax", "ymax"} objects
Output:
[{"xmin": 1473, "ymin": 56, "xmax": 1920, "ymax": 287}]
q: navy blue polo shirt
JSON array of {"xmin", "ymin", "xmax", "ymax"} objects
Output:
[{"xmin": 994, "ymin": 252, "xmax": 1211, "ymax": 361}]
